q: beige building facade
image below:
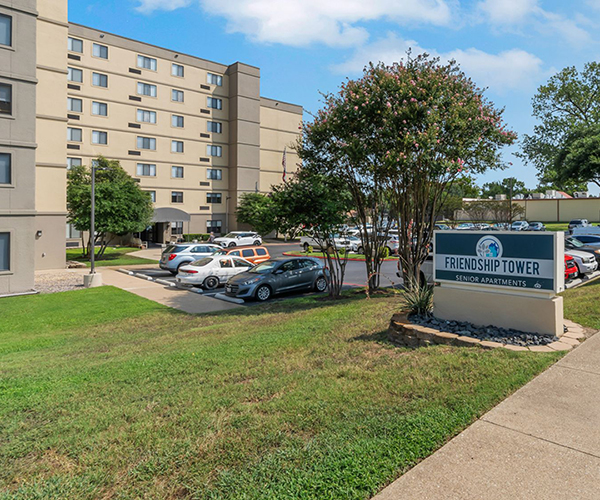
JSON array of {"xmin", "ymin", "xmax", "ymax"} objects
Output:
[{"xmin": 0, "ymin": 0, "xmax": 302, "ymax": 295}]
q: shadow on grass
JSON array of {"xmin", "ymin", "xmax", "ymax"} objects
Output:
[{"xmin": 351, "ymin": 329, "xmax": 391, "ymax": 344}]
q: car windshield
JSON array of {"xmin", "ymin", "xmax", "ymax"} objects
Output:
[
  {"xmin": 222, "ymin": 233, "xmax": 241, "ymax": 239},
  {"xmin": 248, "ymin": 261, "xmax": 279, "ymax": 274},
  {"xmin": 569, "ymin": 238, "xmax": 586, "ymax": 247},
  {"xmin": 190, "ymin": 257, "xmax": 213, "ymax": 267}
]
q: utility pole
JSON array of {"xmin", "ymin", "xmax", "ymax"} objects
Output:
[{"xmin": 84, "ymin": 162, "xmax": 104, "ymax": 287}]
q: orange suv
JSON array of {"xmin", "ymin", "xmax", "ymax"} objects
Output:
[{"xmin": 213, "ymin": 246, "xmax": 270, "ymax": 264}]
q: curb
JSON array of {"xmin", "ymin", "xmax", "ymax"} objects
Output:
[
  {"xmin": 214, "ymin": 292, "xmax": 245, "ymax": 304},
  {"xmin": 117, "ymin": 268, "xmax": 177, "ymax": 287}
]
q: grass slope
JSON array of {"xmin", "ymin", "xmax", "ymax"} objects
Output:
[
  {"xmin": 66, "ymin": 247, "xmax": 157, "ymax": 267},
  {"xmin": 0, "ymin": 287, "xmax": 560, "ymax": 499}
]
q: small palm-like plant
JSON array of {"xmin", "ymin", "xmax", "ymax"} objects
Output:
[{"xmin": 404, "ymin": 280, "xmax": 434, "ymax": 317}]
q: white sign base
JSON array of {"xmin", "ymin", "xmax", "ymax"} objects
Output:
[{"xmin": 433, "ymin": 285, "xmax": 564, "ymax": 337}]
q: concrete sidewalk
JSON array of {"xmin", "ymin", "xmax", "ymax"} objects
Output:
[
  {"xmin": 374, "ymin": 331, "xmax": 600, "ymax": 500},
  {"xmin": 89, "ymin": 269, "xmax": 241, "ymax": 314}
]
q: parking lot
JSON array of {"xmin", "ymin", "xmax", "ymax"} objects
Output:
[{"xmin": 123, "ymin": 242, "xmax": 400, "ymax": 311}]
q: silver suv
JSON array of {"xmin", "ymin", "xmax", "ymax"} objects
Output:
[{"xmin": 159, "ymin": 243, "xmax": 222, "ymax": 274}]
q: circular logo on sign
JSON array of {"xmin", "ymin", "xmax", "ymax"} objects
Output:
[{"xmin": 476, "ymin": 236, "xmax": 502, "ymax": 258}]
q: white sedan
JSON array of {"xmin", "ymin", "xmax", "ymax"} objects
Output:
[
  {"xmin": 214, "ymin": 231, "xmax": 262, "ymax": 247},
  {"xmin": 176, "ymin": 255, "xmax": 254, "ymax": 289}
]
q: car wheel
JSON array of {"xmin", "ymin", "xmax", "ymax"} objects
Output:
[
  {"xmin": 315, "ymin": 276, "xmax": 327, "ymax": 292},
  {"xmin": 303, "ymin": 242, "xmax": 310, "ymax": 251},
  {"xmin": 203, "ymin": 276, "xmax": 219, "ymax": 290},
  {"xmin": 228, "ymin": 242, "xmax": 236, "ymax": 247},
  {"xmin": 255, "ymin": 284, "xmax": 272, "ymax": 301},
  {"xmin": 176, "ymin": 262, "xmax": 188, "ymax": 273},
  {"xmin": 357, "ymin": 246, "xmax": 363, "ymax": 254},
  {"xmin": 253, "ymin": 240, "xmax": 261, "ymax": 246}
]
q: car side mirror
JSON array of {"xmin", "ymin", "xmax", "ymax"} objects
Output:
[{"xmin": 273, "ymin": 269, "xmax": 284, "ymax": 275}]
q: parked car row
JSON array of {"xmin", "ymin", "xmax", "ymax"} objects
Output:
[
  {"xmin": 564, "ymin": 236, "xmax": 600, "ymax": 281},
  {"xmin": 453, "ymin": 221, "xmax": 546, "ymax": 231}
]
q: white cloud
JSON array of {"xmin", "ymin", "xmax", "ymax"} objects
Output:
[
  {"xmin": 476, "ymin": 0, "xmax": 590, "ymax": 47},
  {"xmin": 477, "ymin": 0, "xmax": 539, "ymax": 25},
  {"xmin": 136, "ymin": 0, "xmax": 192, "ymax": 13},
  {"xmin": 136, "ymin": 0, "xmax": 453, "ymax": 47},
  {"xmin": 332, "ymin": 33, "xmax": 544, "ymax": 95}
]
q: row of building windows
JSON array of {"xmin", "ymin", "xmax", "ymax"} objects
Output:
[
  {"xmin": 153, "ymin": 191, "xmax": 223, "ymax": 204},
  {"xmin": 170, "ymin": 220, "xmax": 223, "ymax": 235},
  {"xmin": 67, "ymin": 36, "xmax": 223, "ymax": 86},
  {"xmin": 67, "ymin": 97, "xmax": 222, "ymax": 133},
  {"xmin": 66, "ymin": 127, "xmax": 223, "ymax": 156},
  {"xmin": 67, "ymin": 67, "xmax": 224, "ymax": 109},
  {"xmin": 66, "ymin": 157, "xmax": 223, "ymax": 181}
]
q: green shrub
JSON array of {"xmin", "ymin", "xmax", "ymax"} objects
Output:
[
  {"xmin": 404, "ymin": 281, "xmax": 434, "ymax": 317},
  {"xmin": 306, "ymin": 245, "xmax": 314, "ymax": 254},
  {"xmin": 379, "ymin": 246, "xmax": 391, "ymax": 259}
]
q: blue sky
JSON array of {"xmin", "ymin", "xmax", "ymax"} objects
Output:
[{"xmin": 69, "ymin": 0, "xmax": 600, "ymax": 193}]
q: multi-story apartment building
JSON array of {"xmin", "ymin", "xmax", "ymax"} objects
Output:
[{"xmin": 0, "ymin": 0, "xmax": 302, "ymax": 295}]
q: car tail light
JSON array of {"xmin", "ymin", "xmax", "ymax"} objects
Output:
[
  {"xmin": 168, "ymin": 253, "xmax": 177, "ymax": 261},
  {"xmin": 185, "ymin": 270, "xmax": 198, "ymax": 274}
]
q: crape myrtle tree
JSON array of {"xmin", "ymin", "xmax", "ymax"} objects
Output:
[
  {"xmin": 296, "ymin": 53, "xmax": 515, "ymax": 290},
  {"xmin": 271, "ymin": 170, "xmax": 353, "ymax": 297},
  {"xmin": 67, "ymin": 156, "xmax": 154, "ymax": 259}
]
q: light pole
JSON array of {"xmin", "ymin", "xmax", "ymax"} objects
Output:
[{"xmin": 84, "ymin": 163, "xmax": 105, "ymax": 287}]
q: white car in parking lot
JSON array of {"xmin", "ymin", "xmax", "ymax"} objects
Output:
[
  {"xmin": 176, "ymin": 255, "xmax": 254, "ymax": 289},
  {"xmin": 214, "ymin": 231, "xmax": 262, "ymax": 248},
  {"xmin": 565, "ymin": 249, "xmax": 598, "ymax": 277}
]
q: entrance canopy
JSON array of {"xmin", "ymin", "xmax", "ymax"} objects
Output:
[{"xmin": 152, "ymin": 207, "xmax": 190, "ymax": 223}]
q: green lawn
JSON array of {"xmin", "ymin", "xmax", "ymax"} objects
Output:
[
  {"xmin": 544, "ymin": 222, "xmax": 569, "ymax": 232},
  {"xmin": 0, "ymin": 288, "xmax": 562, "ymax": 499},
  {"xmin": 66, "ymin": 246, "xmax": 157, "ymax": 267},
  {"xmin": 562, "ymin": 278, "xmax": 600, "ymax": 329}
]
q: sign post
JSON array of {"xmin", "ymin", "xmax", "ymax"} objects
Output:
[{"xmin": 433, "ymin": 231, "xmax": 564, "ymax": 337}]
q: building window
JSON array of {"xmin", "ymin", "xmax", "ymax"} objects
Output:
[
  {"xmin": 137, "ymin": 136, "xmax": 156, "ymax": 150},
  {"xmin": 207, "ymin": 192, "xmax": 222, "ymax": 204},
  {"xmin": 171, "ymin": 191, "xmax": 183, "ymax": 203},
  {"xmin": 207, "ymin": 145, "xmax": 222, "ymax": 157},
  {"xmin": 0, "ymin": 153, "xmax": 10, "ymax": 184},
  {"xmin": 137, "ymin": 82, "xmax": 157, "ymax": 97},
  {"xmin": 67, "ymin": 97, "xmax": 83, "ymax": 113},
  {"xmin": 207, "ymin": 73, "xmax": 223, "ymax": 86},
  {"xmin": 92, "ymin": 43, "xmax": 108, "ymax": 59},
  {"xmin": 66, "ymin": 223, "xmax": 81, "ymax": 239},
  {"xmin": 137, "ymin": 55, "xmax": 157, "ymax": 71},
  {"xmin": 146, "ymin": 190, "xmax": 156, "ymax": 202},
  {"xmin": 207, "ymin": 220, "xmax": 222, "ymax": 233},
  {"xmin": 92, "ymin": 72, "xmax": 108, "ymax": 88},
  {"xmin": 207, "ymin": 97, "xmax": 222, "ymax": 110},
  {"xmin": 0, "ymin": 84, "xmax": 10, "ymax": 115},
  {"xmin": 171, "ymin": 114, "xmax": 184, "ymax": 128},
  {"xmin": 207, "ymin": 168, "xmax": 222, "ymax": 180},
  {"xmin": 171, "ymin": 140, "xmax": 184, "ymax": 153},
  {"xmin": 92, "ymin": 101, "xmax": 108, "ymax": 116},
  {"xmin": 68, "ymin": 67, "xmax": 83, "ymax": 83},
  {"xmin": 207, "ymin": 121, "xmax": 222, "ymax": 133},
  {"xmin": 171, "ymin": 166, "xmax": 184, "ymax": 178},
  {"xmin": 68, "ymin": 37, "xmax": 83, "ymax": 53},
  {"xmin": 136, "ymin": 163, "xmax": 156, "ymax": 176},
  {"xmin": 0, "ymin": 14, "xmax": 12, "ymax": 47},
  {"xmin": 67, "ymin": 127, "xmax": 82, "ymax": 142},
  {"xmin": 92, "ymin": 130, "xmax": 108, "ymax": 145},
  {"xmin": 171, "ymin": 89, "xmax": 184, "ymax": 102},
  {"xmin": 172, "ymin": 63, "xmax": 184, "ymax": 77},
  {"xmin": 67, "ymin": 157, "xmax": 82, "ymax": 169},
  {"xmin": 137, "ymin": 109, "xmax": 156, "ymax": 123},
  {"xmin": 0, "ymin": 232, "xmax": 9, "ymax": 271},
  {"xmin": 171, "ymin": 221, "xmax": 183, "ymax": 234}
]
